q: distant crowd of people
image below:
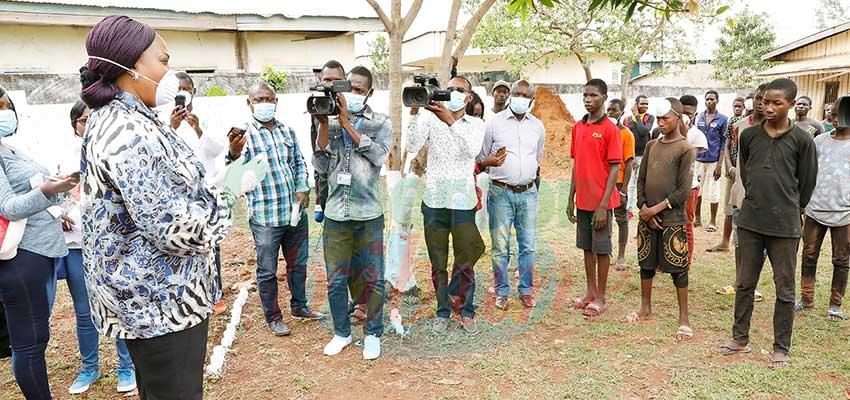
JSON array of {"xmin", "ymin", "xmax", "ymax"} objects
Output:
[{"xmin": 0, "ymin": 14, "xmax": 847, "ymax": 400}]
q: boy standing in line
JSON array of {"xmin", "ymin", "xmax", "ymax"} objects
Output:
[
  {"xmin": 623, "ymin": 98, "xmax": 696, "ymax": 341},
  {"xmin": 797, "ymin": 103, "xmax": 850, "ymax": 320},
  {"xmin": 719, "ymin": 78, "xmax": 818, "ymax": 368},
  {"xmin": 607, "ymin": 99, "xmax": 635, "ymax": 271},
  {"xmin": 567, "ymin": 79, "xmax": 622, "ymax": 318}
]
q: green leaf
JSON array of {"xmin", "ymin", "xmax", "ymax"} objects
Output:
[
  {"xmin": 716, "ymin": 5, "xmax": 730, "ymax": 15},
  {"xmin": 625, "ymin": 0, "xmax": 638, "ymax": 20}
]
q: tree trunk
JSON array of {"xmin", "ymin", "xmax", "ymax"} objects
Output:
[
  {"xmin": 620, "ymin": 63, "xmax": 634, "ymax": 102},
  {"xmin": 574, "ymin": 51, "xmax": 593, "ymax": 81},
  {"xmin": 438, "ymin": 0, "xmax": 462, "ymax": 85},
  {"xmin": 387, "ymin": 29, "xmax": 404, "ymax": 171}
]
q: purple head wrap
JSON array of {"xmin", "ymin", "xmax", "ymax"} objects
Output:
[{"xmin": 80, "ymin": 15, "xmax": 156, "ymax": 109}]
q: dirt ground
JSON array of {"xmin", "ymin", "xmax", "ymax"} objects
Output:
[{"xmin": 2, "ymin": 183, "xmax": 849, "ymax": 399}]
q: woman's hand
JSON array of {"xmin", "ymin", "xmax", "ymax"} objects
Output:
[{"xmin": 41, "ymin": 175, "xmax": 77, "ymax": 197}]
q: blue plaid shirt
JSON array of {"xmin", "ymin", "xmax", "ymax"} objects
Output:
[{"xmin": 228, "ymin": 119, "xmax": 310, "ymax": 227}]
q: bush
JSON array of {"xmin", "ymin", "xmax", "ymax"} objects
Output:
[
  {"xmin": 205, "ymin": 86, "xmax": 228, "ymax": 97},
  {"xmin": 260, "ymin": 66, "xmax": 288, "ymax": 93}
]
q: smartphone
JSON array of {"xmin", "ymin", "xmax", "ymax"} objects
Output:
[
  {"xmin": 69, "ymin": 171, "xmax": 81, "ymax": 183},
  {"xmin": 174, "ymin": 94, "xmax": 186, "ymax": 108},
  {"xmin": 228, "ymin": 127, "xmax": 246, "ymax": 140}
]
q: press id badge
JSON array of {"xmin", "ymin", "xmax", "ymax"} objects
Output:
[{"xmin": 337, "ymin": 172, "xmax": 352, "ymax": 186}]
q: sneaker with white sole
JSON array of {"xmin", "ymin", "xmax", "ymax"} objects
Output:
[
  {"xmin": 68, "ymin": 369, "xmax": 100, "ymax": 395},
  {"xmin": 363, "ymin": 335, "xmax": 381, "ymax": 360},
  {"xmin": 323, "ymin": 335, "xmax": 352, "ymax": 356},
  {"xmin": 116, "ymin": 368, "xmax": 137, "ymax": 393}
]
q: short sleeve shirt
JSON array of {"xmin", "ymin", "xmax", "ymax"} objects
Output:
[
  {"xmin": 571, "ymin": 114, "xmax": 622, "ymax": 211},
  {"xmin": 617, "ymin": 125, "xmax": 636, "ymax": 184}
]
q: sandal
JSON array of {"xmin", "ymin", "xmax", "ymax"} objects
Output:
[
  {"xmin": 620, "ymin": 311, "xmax": 641, "ymax": 323},
  {"xmin": 718, "ymin": 343, "xmax": 751, "ymax": 355},
  {"xmin": 706, "ymin": 224, "xmax": 718, "ymax": 233},
  {"xmin": 828, "ymin": 308, "xmax": 848, "ymax": 321},
  {"xmin": 706, "ymin": 244, "xmax": 729, "ymax": 253},
  {"xmin": 754, "ymin": 291, "xmax": 764, "ymax": 302},
  {"xmin": 715, "ymin": 286, "xmax": 736, "ymax": 295},
  {"xmin": 582, "ymin": 303, "xmax": 604, "ymax": 318},
  {"xmin": 615, "ymin": 262, "xmax": 628, "ymax": 272},
  {"xmin": 795, "ymin": 300, "xmax": 813, "ymax": 312},
  {"xmin": 675, "ymin": 325, "xmax": 694, "ymax": 341},
  {"xmin": 769, "ymin": 351, "xmax": 790, "ymax": 368},
  {"xmin": 572, "ymin": 297, "xmax": 592, "ymax": 310}
]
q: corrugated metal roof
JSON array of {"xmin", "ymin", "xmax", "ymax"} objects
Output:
[
  {"xmin": 757, "ymin": 53, "xmax": 850, "ymax": 77},
  {"xmin": 762, "ymin": 20, "xmax": 850, "ymax": 61},
  {"xmin": 5, "ymin": 0, "xmax": 380, "ymax": 19}
]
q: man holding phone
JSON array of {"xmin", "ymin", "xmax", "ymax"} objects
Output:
[{"xmin": 227, "ymin": 81, "xmax": 322, "ymax": 339}]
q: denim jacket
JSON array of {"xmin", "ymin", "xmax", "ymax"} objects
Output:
[{"xmin": 313, "ymin": 106, "xmax": 391, "ymax": 222}]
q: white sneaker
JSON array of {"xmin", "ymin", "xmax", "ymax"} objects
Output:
[
  {"xmin": 323, "ymin": 335, "xmax": 352, "ymax": 356},
  {"xmin": 363, "ymin": 335, "xmax": 381, "ymax": 360}
]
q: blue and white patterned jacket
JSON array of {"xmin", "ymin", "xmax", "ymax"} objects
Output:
[{"xmin": 80, "ymin": 92, "xmax": 232, "ymax": 339}]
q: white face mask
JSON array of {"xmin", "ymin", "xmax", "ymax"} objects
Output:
[{"xmin": 88, "ymin": 55, "xmax": 180, "ymax": 107}]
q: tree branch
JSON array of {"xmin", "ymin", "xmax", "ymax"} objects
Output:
[
  {"xmin": 366, "ymin": 0, "xmax": 393, "ymax": 31},
  {"xmin": 452, "ymin": 0, "xmax": 498, "ymax": 60},
  {"xmin": 401, "ymin": 0, "xmax": 425, "ymax": 35}
]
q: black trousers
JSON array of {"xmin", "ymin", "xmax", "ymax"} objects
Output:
[
  {"xmin": 0, "ymin": 300, "xmax": 10, "ymax": 358},
  {"xmin": 733, "ymin": 228, "xmax": 799, "ymax": 354},
  {"xmin": 125, "ymin": 319, "xmax": 209, "ymax": 400}
]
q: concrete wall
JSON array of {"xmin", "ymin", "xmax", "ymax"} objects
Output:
[
  {"xmin": 0, "ymin": 24, "xmax": 88, "ymax": 73},
  {"xmin": 160, "ymin": 30, "xmax": 239, "ymax": 71},
  {"xmin": 524, "ymin": 54, "xmax": 618, "ymax": 85},
  {"xmin": 244, "ymin": 32, "xmax": 355, "ymax": 73}
]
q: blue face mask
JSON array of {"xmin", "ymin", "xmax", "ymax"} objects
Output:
[
  {"xmin": 0, "ymin": 110, "xmax": 17, "ymax": 137},
  {"xmin": 446, "ymin": 90, "xmax": 467, "ymax": 112},
  {"xmin": 509, "ymin": 96, "xmax": 532, "ymax": 115},
  {"xmin": 252, "ymin": 102, "xmax": 276, "ymax": 123},
  {"xmin": 343, "ymin": 92, "xmax": 367, "ymax": 114}
]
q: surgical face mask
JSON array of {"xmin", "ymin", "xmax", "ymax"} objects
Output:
[
  {"xmin": 343, "ymin": 92, "xmax": 366, "ymax": 114},
  {"xmin": 0, "ymin": 110, "xmax": 17, "ymax": 137},
  {"xmin": 252, "ymin": 102, "xmax": 276, "ymax": 122},
  {"xmin": 446, "ymin": 90, "xmax": 467, "ymax": 112},
  {"xmin": 509, "ymin": 96, "xmax": 532, "ymax": 115},
  {"xmin": 87, "ymin": 55, "xmax": 180, "ymax": 107}
]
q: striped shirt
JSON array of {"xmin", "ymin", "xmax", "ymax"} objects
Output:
[{"xmin": 228, "ymin": 119, "xmax": 310, "ymax": 227}]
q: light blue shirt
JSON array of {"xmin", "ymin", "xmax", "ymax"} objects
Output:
[{"xmin": 478, "ymin": 110, "xmax": 546, "ymax": 186}]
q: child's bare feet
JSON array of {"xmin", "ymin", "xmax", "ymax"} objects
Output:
[
  {"xmin": 572, "ymin": 296, "xmax": 594, "ymax": 309},
  {"xmin": 615, "ymin": 257, "xmax": 627, "ymax": 271}
]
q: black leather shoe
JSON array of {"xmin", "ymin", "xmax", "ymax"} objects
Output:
[{"xmin": 268, "ymin": 320, "xmax": 291, "ymax": 336}]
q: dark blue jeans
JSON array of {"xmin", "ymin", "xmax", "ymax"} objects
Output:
[
  {"xmin": 249, "ymin": 214, "xmax": 309, "ymax": 323},
  {"xmin": 422, "ymin": 205, "xmax": 485, "ymax": 319},
  {"xmin": 53, "ymin": 249, "xmax": 133, "ymax": 373},
  {"xmin": 0, "ymin": 249, "xmax": 55, "ymax": 400},
  {"xmin": 323, "ymin": 216, "xmax": 386, "ymax": 337}
]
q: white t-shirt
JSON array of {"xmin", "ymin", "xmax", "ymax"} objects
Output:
[{"xmin": 687, "ymin": 125, "xmax": 708, "ymax": 189}]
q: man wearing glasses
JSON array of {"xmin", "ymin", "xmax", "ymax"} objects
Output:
[{"xmin": 406, "ymin": 76, "xmax": 486, "ymax": 335}]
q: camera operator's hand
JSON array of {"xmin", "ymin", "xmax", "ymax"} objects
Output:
[
  {"xmin": 336, "ymin": 93, "xmax": 350, "ymax": 122},
  {"xmin": 424, "ymin": 101, "xmax": 456, "ymax": 127},
  {"xmin": 409, "ymin": 106, "xmax": 419, "ymax": 116},
  {"xmin": 170, "ymin": 106, "xmax": 188, "ymax": 130}
]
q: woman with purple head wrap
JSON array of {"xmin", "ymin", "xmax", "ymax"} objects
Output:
[{"xmin": 78, "ymin": 15, "xmax": 234, "ymax": 400}]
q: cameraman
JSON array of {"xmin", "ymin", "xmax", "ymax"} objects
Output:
[
  {"xmin": 406, "ymin": 75, "xmax": 486, "ymax": 335},
  {"xmin": 314, "ymin": 62, "xmax": 391, "ymax": 361}
]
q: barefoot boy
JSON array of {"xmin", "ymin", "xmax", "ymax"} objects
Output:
[
  {"xmin": 625, "ymin": 98, "xmax": 696, "ymax": 341},
  {"xmin": 567, "ymin": 79, "xmax": 622, "ymax": 317},
  {"xmin": 719, "ymin": 78, "xmax": 818, "ymax": 368}
]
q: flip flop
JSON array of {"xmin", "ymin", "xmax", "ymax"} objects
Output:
[
  {"xmin": 754, "ymin": 291, "xmax": 764, "ymax": 302},
  {"xmin": 706, "ymin": 244, "xmax": 729, "ymax": 253},
  {"xmin": 582, "ymin": 303, "xmax": 604, "ymax": 318},
  {"xmin": 718, "ymin": 343, "xmax": 751, "ymax": 355},
  {"xmin": 675, "ymin": 325, "xmax": 694, "ymax": 341},
  {"xmin": 795, "ymin": 300, "xmax": 813, "ymax": 312},
  {"xmin": 615, "ymin": 262, "xmax": 628, "ymax": 272},
  {"xmin": 769, "ymin": 352, "xmax": 790, "ymax": 368},
  {"xmin": 706, "ymin": 224, "xmax": 718, "ymax": 233},
  {"xmin": 572, "ymin": 297, "xmax": 592, "ymax": 310},
  {"xmin": 828, "ymin": 309, "xmax": 848, "ymax": 321},
  {"xmin": 715, "ymin": 285, "xmax": 736, "ymax": 295},
  {"xmin": 620, "ymin": 311, "xmax": 641, "ymax": 323}
]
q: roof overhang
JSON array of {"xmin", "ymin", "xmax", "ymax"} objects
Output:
[
  {"xmin": 763, "ymin": 21, "xmax": 850, "ymax": 61},
  {"xmin": 757, "ymin": 53, "xmax": 850, "ymax": 77}
]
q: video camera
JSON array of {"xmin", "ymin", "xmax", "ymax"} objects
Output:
[
  {"xmin": 307, "ymin": 80, "xmax": 352, "ymax": 116},
  {"xmin": 835, "ymin": 94, "xmax": 850, "ymax": 128},
  {"xmin": 402, "ymin": 75, "xmax": 451, "ymax": 107}
]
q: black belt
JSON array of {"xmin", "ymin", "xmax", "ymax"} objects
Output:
[{"xmin": 492, "ymin": 180, "xmax": 534, "ymax": 193}]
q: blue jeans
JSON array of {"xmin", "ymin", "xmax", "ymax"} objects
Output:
[
  {"xmin": 323, "ymin": 216, "xmax": 385, "ymax": 337},
  {"xmin": 249, "ymin": 214, "xmax": 309, "ymax": 323},
  {"xmin": 488, "ymin": 184, "xmax": 538, "ymax": 297},
  {"xmin": 54, "ymin": 249, "xmax": 133, "ymax": 373},
  {"xmin": 0, "ymin": 249, "xmax": 54, "ymax": 399}
]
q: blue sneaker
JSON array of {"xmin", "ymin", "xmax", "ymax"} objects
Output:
[
  {"xmin": 68, "ymin": 369, "xmax": 100, "ymax": 395},
  {"xmin": 116, "ymin": 368, "xmax": 137, "ymax": 393}
]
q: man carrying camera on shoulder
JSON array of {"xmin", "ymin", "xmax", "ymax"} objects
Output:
[
  {"xmin": 406, "ymin": 75, "xmax": 486, "ymax": 336},
  {"xmin": 313, "ymin": 61, "xmax": 391, "ymax": 360},
  {"xmin": 227, "ymin": 81, "xmax": 324, "ymax": 339}
]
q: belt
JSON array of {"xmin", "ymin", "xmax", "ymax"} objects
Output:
[{"xmin": 492, "ymin": 180, "xmax": 534, "ymax": 193}]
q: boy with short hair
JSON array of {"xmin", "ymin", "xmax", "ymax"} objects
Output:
[
  {"xmin": 567, "ymin": 79, "xmax": 622, "ymax": 318},
  {"xmin": 797, "ymin": 104, "xmax": 850, "ymax": 320},
  {"xmin": 623, "ymin": 98, "xmax": 695, "ymax": 341},
  {"xmin": 607, "ymin": 99, "xmax": 635, "ymax": 271},
  {"xmin": 719, "ymin": 78, "xmax": 818, "ymax": 368}
]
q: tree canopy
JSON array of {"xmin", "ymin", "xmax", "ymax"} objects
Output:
[{"xmin": 712, "ymin": 8, "xmax": 776, "ymax": 88}]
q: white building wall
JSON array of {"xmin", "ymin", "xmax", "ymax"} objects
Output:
[{"xmin": 245, "ymin": 32, "xmax": 356, "ymax": 72}]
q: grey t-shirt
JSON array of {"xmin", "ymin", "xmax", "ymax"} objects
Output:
[
  {"xmin": 806, "ymin": 134, "xmax": 850, "ymax": 226},
  {"xmin": 795, "ymin": 117, "xmax": 825, "ymax": 137}
]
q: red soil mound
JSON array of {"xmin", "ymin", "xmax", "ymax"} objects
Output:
[{"xmin": 531, "ymin": 86, "xmax": 575, "ymax": 179}]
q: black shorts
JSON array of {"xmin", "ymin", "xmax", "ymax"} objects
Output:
[
  {"xmin": 576, "ymin": 209, "xmax": 613, "ymax": 255},
  {"xmin": 637, "ymin": 222, "xmax": 689, "ymax": 287}
]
